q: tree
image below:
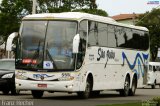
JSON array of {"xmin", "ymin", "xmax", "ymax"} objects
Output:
[
  {"xmin": 0, "ymin": 0, "xmax": 108, "ymax": 41},
  {"xmin": 36, "ymin": 0, "xmax": 108, "ymax": 16},
  {"xmin": 73, "ymin": 8, "xmax": 108, "ymax": 16},
  {"xmin": 0, "ymin": 0, "xmax": 32, "ymax": 40},
  {"xmin": 136, "ymin": 8, "xmax": 160, "ymax": 61}
]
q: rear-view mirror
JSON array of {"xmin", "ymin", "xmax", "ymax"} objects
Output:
[{"xmin": 73, "ymin": 34, "xmax": 80, "ymax": 53}]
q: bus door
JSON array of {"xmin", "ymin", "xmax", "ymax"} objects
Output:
[{"xmin": 77, "ymin": 20, "xmax": 87, "ymax": 90}]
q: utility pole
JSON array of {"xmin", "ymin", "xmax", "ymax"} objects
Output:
[
  {"xmin": 132, "ymin": 12, "xmax": 136, "ymax": 25},
  {"xmin": 32, "ymin": 0, "xmax": 37, "ymax": 14}
]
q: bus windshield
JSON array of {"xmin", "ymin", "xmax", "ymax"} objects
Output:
[{"xmin": 16, "ymin": 20, "xmax": 77, "ymax": 71}]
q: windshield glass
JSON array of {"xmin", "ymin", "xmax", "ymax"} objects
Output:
[
  {"xmin": 16, "ymin": 20, "xmax": 77, "ymax": 71},
  {"xmin": 0, "ymin": 60, "xmax": 15, "ymax": 71},
  {"xmin": 45, "ymin": 21, "xmax": 77, "ymax": 70}
]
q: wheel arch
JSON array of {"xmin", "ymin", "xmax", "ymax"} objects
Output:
[{"xmin": 87, "ymin": 73, "xmax": 94, "ymax": 90}]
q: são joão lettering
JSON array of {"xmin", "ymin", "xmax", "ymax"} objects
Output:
[{"xmin": 97, "ymin": 48, "xmax": 115, "ymax": 62}]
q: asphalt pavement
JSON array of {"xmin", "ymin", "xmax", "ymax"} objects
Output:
[{"xmin": 0, "ymin": 86, "xmax": 160, "ymax": 106}]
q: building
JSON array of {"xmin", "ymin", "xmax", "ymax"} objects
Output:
[{"xmin": 111, "ymin": 13, "xmax": 141, "ymax": 25}]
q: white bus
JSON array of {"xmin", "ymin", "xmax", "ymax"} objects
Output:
[
  {"xmin": 15, "ymin": 12, "xmax": 149, "ymax": 99},
  {"xmin": 148, "ymin": 62, "xmax": 160, "ymax": 89}
]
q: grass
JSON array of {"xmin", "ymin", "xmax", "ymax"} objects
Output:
[{"xmin": 97, "ymin": 103, "xmax": 141, "ymax": 106}]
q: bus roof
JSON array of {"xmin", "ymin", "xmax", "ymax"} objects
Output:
[
  {"xmin": 23, "ymin": 12, "xmax": 148, "ymax": 31},
  {"xmin": 149, "ymin": 62, "xmax": 160, "ymax": 66}
]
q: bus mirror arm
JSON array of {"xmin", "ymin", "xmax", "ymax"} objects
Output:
[{"xmin": 73, "ymin": 34, "xmax": 80, "ymax": 53}]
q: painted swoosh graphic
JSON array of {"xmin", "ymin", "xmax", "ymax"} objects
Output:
[{"xmin": 122, "ymin": 52, "xmax": 149, "ymax": 79}]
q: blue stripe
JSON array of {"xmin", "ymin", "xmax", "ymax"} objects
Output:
[{"xmin": 122, "ymin": 52, "xmax": 149, "ymax": 79}]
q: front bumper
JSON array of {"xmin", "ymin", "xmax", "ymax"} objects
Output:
[{"xmin": 16, "ymin": 79, "xmax": 79, "ymax": 92}]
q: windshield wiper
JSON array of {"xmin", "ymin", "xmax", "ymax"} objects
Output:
[{"xmin": 28, "ymin": 40, "xmax": 42, "ymax": 66}]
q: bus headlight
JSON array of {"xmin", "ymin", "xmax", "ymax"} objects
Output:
[
  {"xmin": 15, "ymin": 74, "xmax": 28, "ymax": 80},
  {"xmin": 58, "ymin": 76, "xmax": 74, "ymax": 81},
  {"xmin": 1, "ymin": 73, "xmax": 14, "ymax": 78}
]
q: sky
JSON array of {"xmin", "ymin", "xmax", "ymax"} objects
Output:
[
  {"xmin": 96, "ymin": 0, "xmax": 160, "ymax": 16},
  {"xmin": 0, "ymin": 0, "xmax": 159, "ymax": 16}
]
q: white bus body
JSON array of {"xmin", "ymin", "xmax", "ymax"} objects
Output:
[
  {"xmin": 148, "ymin": 62, "xmax": 160, "ymax": 88},
  {"xmin": 15, "ymin": 12, "xmax": 149, "ymax": 98}
]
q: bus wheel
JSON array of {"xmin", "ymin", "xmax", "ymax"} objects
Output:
[
  {"xmin": 120, "ymin": 76, "xmax": 130, "ymax": 96},
  {"xmin": 31, "ymin": 90, "xmax": 44, "ymax": 99},
  {"xmin": 151, "ymin": 81, "xmax": 156, "ymax": 89},
  {"xmin": 11, "ymin": 89, "xmax": 20, "ymax": 95},
  {"xmin": 77, "ymin": 78, "xmax": 91, "ymax": 99},
  {"xmin": 129, "ymin": 77, "xmax": 137, "ymax": 96},
  {"xmin": 2, "ymin": 90, "xmax": 9, "ymax": 95},
  {"xmin": 90, "ymin": 91, "xmax": 100, "ymax": 97}
]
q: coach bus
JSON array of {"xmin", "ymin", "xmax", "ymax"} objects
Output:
[
  {"xmin": 15, "ymin": 12, "xmax": 149, "ymax": 99},
  {"xmin": 147, "ymin": 62, "xmax": 160, "ymax": 89}
]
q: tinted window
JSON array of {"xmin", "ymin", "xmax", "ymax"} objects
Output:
[
  {"xmin": 98, "ymin": 23, "xmax": 108, "ymax": 46},
  {"xmin": 132, "ymin": 30, "xmax": 149, "ymax": 50},
  {"xmin": 149, "ymin": 65, "xmax": 152, "ymax": 71},
  {"xmin": 115, "ymin": 26, "xmax": 125, "ymax": 47},
  {"xmin": 88, "ymin": 21, "xmax": 98, "ymax": 46},
  {"xmin": 108, "ymin": 25, "xmax": 116, "ymax": 47},
  {"xmin": 114, "ymin": 27, "xmax": 149, "ymax": 50},
  {"xmin": 87, "ymin": 20, "xmax": 149, "ymax": 50}
]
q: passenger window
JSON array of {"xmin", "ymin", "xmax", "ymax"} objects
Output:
[
  {"xmin": 88, "ymin": 21, "xmax": 98, "ymax": 46},
  {"xmin": 149, "ymin": 65, "xmax": 152, "ymax": 71},
  {"xmin": 131, "ymin": 30, "xmax": 149, "ymax": 50},
  {"xmin": 153, "ymin": 66, "xmax": 156, "ymax": 72},
  {"xmin": 156, "ymin": 66, "xmax": 160, "ymax": 71},
  {"xmin": 108, "ymin": 25, "xmax": 116, "ymax": 47},
  {"xmin": 98, "ymin": 23, "xmax": 108, "ymax": 47},
  {"xmin": 115, "ymin": 26, "xmax": 125, "ymax": 47}
]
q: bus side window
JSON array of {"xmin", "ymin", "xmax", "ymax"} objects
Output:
[
  {"xmin": 156, "ymin": 66, "xmax": 160, "ymax": 71},
  {"xmin": 153, "ymin": 66, "xmax": 156, "ymax": 72},
  {"xmin": 149, "ymin": 65, "xmax": 152, "ymax": 71},
  {"xmin": 158, "ymin": 66, "xmax": 160, "ymax": 71},
  {"xmin": 88, "ymin": 21, "xmax": 98, "ymax": 46},
  {"xmin": 108, "ymin": 25, "xmax": 116, "ymax": 47}
]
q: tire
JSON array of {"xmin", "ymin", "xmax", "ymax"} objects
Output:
[
  {"xmin": 90, "ymin": 91, "xmax": 100, "ymax": 97},
  {"xmin": 2, "ymin": 90, "xmax": 10, "ymax": 95},
  {"xmin": 129, "ymin": 77, "xmax": 137, "ymax": 96},
  {"xmin": 77, "ymin": 78, "xmax": 91, "ymax": 99},
  {"xmin": 11, "ymin": 89, "xmax": 20, "ymax": 95},
  {"xmin": 31, "ymin": 90, "xmax": 44, "ymax": 99},
  {"xmin": 119, "ymin": 76, "xmax": 130, "ymax": 96},
  {"xmin": 151, "ymin": 81, "xmax": 156, "ymax": 89}
]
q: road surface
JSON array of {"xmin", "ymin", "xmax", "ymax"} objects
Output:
[{"xmin": 0, "ymin": 86, "xmax": 160, "ymax": 106}]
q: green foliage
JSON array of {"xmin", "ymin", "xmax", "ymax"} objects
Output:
[
  {"xmin": 0, "ymin": 0, "xmax": 108, "ymax": 42},
  {"xmin": 152, "ymin": 97, "xmax": 160, "ymax": 105},
  {"xmin": 136, "ymin": 8, "xmax": 160, "ymax": 61},
  {"xmin": 0, "ymin": 0, "xmax": 32, "ymax": 41},
  {"xmin": 37, "ymin": 0, "xmax": 97, "ymax": 13},
  {"xmin": 73, "ymin": 9, "xmax": 108, "ymax": 17},
  {"xmin": 97, "ymin": 103, "xmax": 141, "ymax": 106}
]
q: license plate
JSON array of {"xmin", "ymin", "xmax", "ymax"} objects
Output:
[{"xmin": 37, "ymin": 84, "xmax": 47, "ymax": 88}]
